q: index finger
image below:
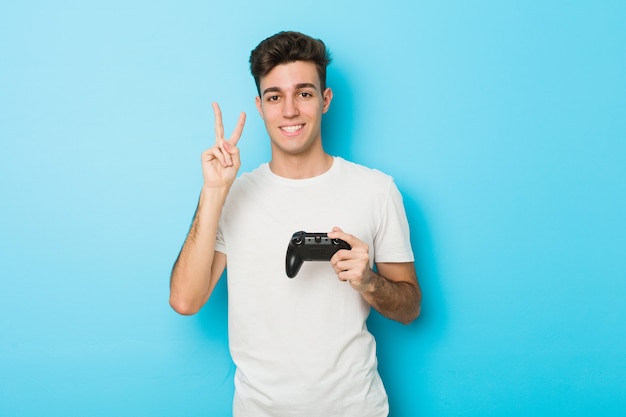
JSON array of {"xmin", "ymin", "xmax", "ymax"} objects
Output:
[
  {"xmin": 212, "ymin": 102, "xmax": 225, "ymax": 143},
  {"xmin": 328, "ymin": 227, "xmax": 357, "ymax": 246}
]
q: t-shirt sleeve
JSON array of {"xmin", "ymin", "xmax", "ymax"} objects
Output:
[
  {"xmin": 373, "ymin": 180, "xmax": 414, "ymax": 263},
  {"xmin": 215, "ymin": 215, "xmax": 227, "ymax": 255}
]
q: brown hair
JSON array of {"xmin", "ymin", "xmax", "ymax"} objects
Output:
[{"xmin": 249, "ymin": 31, "xmax": 332, "ymax": 95}]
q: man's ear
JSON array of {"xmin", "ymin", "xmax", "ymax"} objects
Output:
[
  {"xmin": 255, "ymin": 96, "xmax": 264, "ymax": 119},
  {"xmin": 322, "ymin": 88, "xmax": 333, "ymax": 114}
]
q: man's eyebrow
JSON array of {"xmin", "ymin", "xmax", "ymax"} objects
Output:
[
  {"xmin": 295, "ymin": 83, "xmax": 319, "ymax": 91},
  {"xmin": 262, "ymin": 86, "xmax": 281, "ymax": 96},
  {"xmin": 261, "ymin": 83, "xmax": 319, "ymax": 96}
]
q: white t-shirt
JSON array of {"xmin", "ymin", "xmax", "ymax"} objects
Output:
[{"xmin": 215, "ymin": 157, "xmax": 413, "ymax": 417}]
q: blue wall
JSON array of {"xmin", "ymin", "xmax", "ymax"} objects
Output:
[{"xmin": 1, "ymin": 1, "xmax": 625, "ymax": 416}]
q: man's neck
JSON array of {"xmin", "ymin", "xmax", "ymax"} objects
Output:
[{"xmin": 269, "ymin": 152, "xmax": 334, "ymax": 179}]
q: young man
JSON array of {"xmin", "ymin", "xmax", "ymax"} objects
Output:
[{"xmin": 170, "ymin": 31, "xmax": 421, "ymax": 417}]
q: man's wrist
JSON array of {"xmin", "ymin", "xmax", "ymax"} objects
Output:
[
  {"xmin": 360, "ymin": 268, "xmax": 380, "ymax": 294},
  {"xmin": 201, "ymin": 183, "xmax": 230, "ymax": 201}
]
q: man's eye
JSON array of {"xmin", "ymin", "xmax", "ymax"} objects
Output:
[
  {"xmin": 300, "ymin": 92, "xmax": 312, "ymax": 98},
  {"xmin": 267, "ymin": 95, "xmax": 279, "ymax": 102}
]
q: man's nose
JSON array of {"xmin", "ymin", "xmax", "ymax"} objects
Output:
[{"xmin": 282, "ymin": 96, "xmax": 299, "ymax": 118}]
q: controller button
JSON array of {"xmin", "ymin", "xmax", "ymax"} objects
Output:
[{"xmin": 292, "ymin": 231, "xmax": 305, "ymax": 245}]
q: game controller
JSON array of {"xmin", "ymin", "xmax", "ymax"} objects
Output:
[{"xmin": 285, "ymin": 231, "xmax": 351, "ymax": 278}]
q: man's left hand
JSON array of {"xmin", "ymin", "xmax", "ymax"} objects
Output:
[{"xmin": 328, "ymin": 227, "xmax": 372, "ymax": 292}]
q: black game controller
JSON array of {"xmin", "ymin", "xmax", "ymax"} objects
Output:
[{"xmin": 285, "ymin": 231, "xmax": 351, "ymax": 278}]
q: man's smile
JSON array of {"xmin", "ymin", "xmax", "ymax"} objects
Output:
[{"xmin": 280, "ymin": 124, "xmax": 305, "ymax": 135}]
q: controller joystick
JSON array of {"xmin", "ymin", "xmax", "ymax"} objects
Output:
[{"xmin": 285, "ymin": 231, "xmax": 351, "ymax": 278}]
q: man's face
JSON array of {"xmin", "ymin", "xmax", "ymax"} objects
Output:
[{"xmin": 255, "ymin": 61, "xmax": 332, "ymax": 158}]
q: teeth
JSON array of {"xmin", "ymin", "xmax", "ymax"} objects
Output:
[{"xmin": 281, "ymin": 124, "xmax": 303, "ymax": 133}]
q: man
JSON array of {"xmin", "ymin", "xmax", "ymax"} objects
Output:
[{"xmin": 170, "ymin": 31, "xmax": 421, "ymax": 417}]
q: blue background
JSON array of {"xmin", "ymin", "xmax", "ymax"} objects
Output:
[{"xmin": 1, "ymin": 1, "xmax": 625, "ymax": 416}]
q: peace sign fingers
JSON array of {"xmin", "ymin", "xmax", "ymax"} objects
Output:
[
  {"xmin": 213, "ymin": 102, "xmax": 246, "ymax": 146},
  {"xmin": 211, "ymin": 102, "xmax": 246, "ymax": 168}
]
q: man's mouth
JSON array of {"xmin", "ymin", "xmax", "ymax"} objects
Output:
[{"xmin": 280, "ymin": 124, "xmax": 304, "ymax": 134}]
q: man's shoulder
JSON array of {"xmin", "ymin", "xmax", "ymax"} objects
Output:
[
  {"xmin": 234, "ymin": 163, "xmax": 269, "ymax": 183},
  {"xmin": 335, "ymin": 157, "xmax": 394, "ymax": 185},
  {"xmin": 224, "ymin": 164, "xmax": 270, "ymax": 202}
]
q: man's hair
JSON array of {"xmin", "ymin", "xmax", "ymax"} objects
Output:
[{"xmin": 249, "ymin": 31, "xmax": 332, "ymax": 95}]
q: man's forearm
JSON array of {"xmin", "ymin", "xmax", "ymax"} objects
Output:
[
  {"xmin": 169, "ymin": 186, "xmax": 228, "ymax": 315},
  {"xmin": 360, "ymin": 268, "xmax": 421, "ymax": 325}
]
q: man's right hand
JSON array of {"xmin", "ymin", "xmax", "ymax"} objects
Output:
[{"xmin": 201, "ymin": 102, "xmax": 246, "ymax": 189}]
